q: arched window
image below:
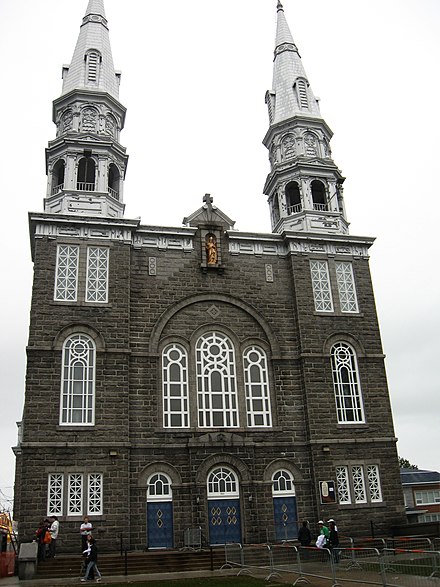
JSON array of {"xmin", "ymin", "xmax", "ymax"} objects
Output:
[
  {"xmin": 60, "ymin": 334, "xmax": 95, "ymax": 425},
  {"xmin": 85, "ymin": 50, "xmax": 101, "ymax": 84},
  {"xmin": 311, "ymin": 180, "xmax": 327, "ymax": 211},
  {"xmin": 108, "ymin": 163, "xmax": 120, "ymax": 200},
  {"xmin": 77, "ymin": 156, "xmax": 96, "ymax": 191},
  {"xmin": 162, "ymin": 344, "xmax": 189, "ymax": 428},
  {"xmin": 147, "ymin": 473, "xmax": 172, "ymax": 502},
  {"xmin": 52, "ymin": 160, "xmax": 65, "ymax": 195},
  {"xmin": 207, "ymin": 467, "xmax": 239, "ymax": 498},
  {"xmin": 331, "ymin": 342, "xmax": 365, "ymax": 424},
  {"xmin": 272, "ymin": 470, "xmax": 295, "ymax": 496},
  {"xmin": 243, "ymin": 346, "xmax": 272, "ymax": 427},
  {"xmin": 196, "ymin": 332, "xmax": 238, "ymax": 428},
  {"xmin": 285, "ymin": 181, "xmax": 301, "ymax": 214}
]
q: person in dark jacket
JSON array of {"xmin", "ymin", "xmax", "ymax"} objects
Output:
[
  {"xmin": 81, "ymin": 536, "xmax": 101, "ymax": 582},
  {"xmin": 328, "ymin": 520, "xmax": 340, "ymax": 562},
  {"xmin": 297, "ymin": 520, "xmax": 312, "ymax": 546}
]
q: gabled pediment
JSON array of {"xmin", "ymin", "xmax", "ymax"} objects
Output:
[{"xmin": 183, "ymin": 194, "xmax": 235, "ymax": 230}]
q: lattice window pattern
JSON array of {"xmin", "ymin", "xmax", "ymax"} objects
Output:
[
  {"xmin": 68, "ymin": 473, "xmax": 83, "ymax": 515},
  {"xmin": 352, "ymin": 465, "xmax": 367, "ymax": 503},
  {"xmin": 88, "ymin": 473, "xmax": 103, "ymax": 515},
  {"xmin": 54, "ymin": 245, "xmax": 79, "ymax": 301},
  {"xmin": 196, "ymin": 332, "xmax": 238, "ymax": 428},
  {"xmin": 336, "ymin": 261, "xmax": 359, "ymax": 313},
  {"xmin": 310, "ymin": 260, "xmax": 333, "ymax": 312},
  {"xmin": 243, "ymin": 346, "xmax": 272, "ymax": 427},
  {"xmin": 367, "ymin": 465, "xmax": 382, "ymax": 503},
  {"xmin": 335, "ymin": 466, "xmax": 351, "ymax": 504},
  {"xmin": 331, "ymin": 342, "xmax": 365, "ymax": 424},
  {"xmin": 47, "ymin": 474, "xmax": 64, "ymax": 517},
  {"xmin": 60, "ymin": 334, "xmax": 95, "ymax": 425},
  {"xmin": 86, "ymin": 247, "xmax": 109, "ymax": 303},
  {"xmin": 162, "ymin": 344, "xmax": 189, "ymax": 428}
]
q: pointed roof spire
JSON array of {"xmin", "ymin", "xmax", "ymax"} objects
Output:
[
  {"xmin": 61, "ymin": 0, "xmax": 120, "ymax": 99},
  {"xmin": 270, "ymin": 0, "xmax": 320, "ymax": 124}
]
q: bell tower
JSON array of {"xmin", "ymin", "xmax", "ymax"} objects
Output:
[
  {"xmin": 44, "ymin": 0, "xmax": 128, "ymax": 218},
  {"xmin": 263, "ymin": 1, "xmax": 348, "ymax": 235}
]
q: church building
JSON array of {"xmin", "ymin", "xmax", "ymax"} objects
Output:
[{"xmin": 13, "ymin": 0, "xmax": 406, "ymax": 551}]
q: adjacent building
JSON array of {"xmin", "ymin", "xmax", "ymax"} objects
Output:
[{"xmin": 13, "ymin": 0, "xmax": 406, "ymax": 551}]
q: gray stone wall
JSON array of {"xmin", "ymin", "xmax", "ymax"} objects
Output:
[{"xmin": 14, "ymin": 223, "xmax": 406, "ymax": 551}]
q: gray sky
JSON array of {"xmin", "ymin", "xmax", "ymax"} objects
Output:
[{"xmin": 1, "ymin": 0, "xmax": 439, "ymax": 513}]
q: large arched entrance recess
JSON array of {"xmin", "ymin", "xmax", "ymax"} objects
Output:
[{"xmin": 207, "ymin": 466, "xmax": 242, "ymax": 545}]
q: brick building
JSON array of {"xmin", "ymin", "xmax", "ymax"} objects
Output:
[{"xmin": 13, "ymin": 0, "xmax": 406, "ymax": 551}]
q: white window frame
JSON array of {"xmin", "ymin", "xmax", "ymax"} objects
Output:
[
  {"xmin": 86, "ymin": 246, "xmax": 109, "ymax": 303},
  {"xmin": 68, "ymin": 473, "xmax": 83, "ymax": 516},
  {"xmin": 196, "ymin": 332, "xmax": 239, "ymax": 428},
  {"xmin": 331, "ymin": 342, "xmax": 365, "ymax": 424},
  {"xmin": 335, "ymin": 261, "xmax": 359, "ymax": 313},
  {"xmin": 243, "ymin": 346, "xmax": 272, "ymax": 428},
  {"xmin": 336, "ymin": 464, "xmax": 382, "ymax": 505},
  {"xmin": 47, "ymin": 473, "xmax": 64, "ymax": 517},
  {"xmin": 272, "ymin": 470, "xmax": 295, "ymax": 496},
  {"xmin": 207, "ymin": 467, "xmax": 239, "ymax": 498},
  {"xmin": 310, "ymin": 260, "xmax": 334, "ymax": 312},
  {"xmin": 414, "ymin": 490, "xmax": 440, "ymax": 505},
  {"xmin": 88, "ymin": 473, "xmax": 103, "ymax": 515},
  {"xmin": 54, "ymin": 244, "xmax": 79, "ymax": 301},
  {"xmin": 147, "ymin": 473, "xmax": 173, "ymax": 503},
  {"xmin": 162, "ymin": 344, "xmax": 189, "ymax": 428},
  {"xmin": 60, "ymin": 334, "xmax": 96, "ymax": 426}
]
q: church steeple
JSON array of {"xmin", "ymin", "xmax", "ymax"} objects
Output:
[
  {"xmin": 263, "ymin": 1, "xmax": 348, "ymax": 235},
  {"xmin": 44, "ymin": 0, "xmax": 128, "ymax": 218}
]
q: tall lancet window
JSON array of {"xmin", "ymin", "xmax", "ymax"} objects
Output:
[
  {"xmin": 108, "ymin": 163, "xmax": 120, "ymax": 200},
  {"xmin": 295, "ymin": 78, "xmax": 309, "ymax": 110},
  {"xmin": 85, "ymin": 50, "xmax": 102, "ymax": 84},
  {"xmin": 286, "ymin": 182, "xmax": 301, "ymax": 214},
  {"xmin": 52, "ymin": 160, "xmax": 65, "ymax": 195}
]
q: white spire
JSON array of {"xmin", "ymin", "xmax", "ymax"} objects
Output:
[{"xmin": 61, "ymin": 0, "xmax": 120, "ymax": 99}]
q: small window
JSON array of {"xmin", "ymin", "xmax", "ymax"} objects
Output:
[
  {"xmin": 85, "ymin": 50, "xmax": 101, "ymax": 83},
  {"xmin": 88, "ymin": 473, "xmax": 103, "ymax": 515},
  {"xmin": 147, "ymin": 473, "xmax": 172, "ymax": 502},
  {"xmin": 310, "ymin": 260, "xmax": 333, "ymax": 312},
  {"xmin": 68, "ymin": 473, "xmax": 83, "ymax": 516},
  {"xmin": 272, "ymin": 470, "xmax": 295, "ymax": 495},
  {"xmin": 335, "ymin": 466, "xmax": 351, "ymax": 505},
  {"xmin": 295, "ymin": 78, "xmax": 309, "ymax": 110},
  {"xmin": 47, "ymin": 474, "xmax": 64, "ymax": 517}
]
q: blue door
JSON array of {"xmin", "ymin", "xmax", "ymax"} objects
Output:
[
  {"xmin": 208, "ymin": 499, "xmax": 241, "ymax": 545},
  {"xmin": 273, "ymin": 496, "xmax": 298, "ymax": 541},
  {"xmin": 147, "ymin": 501, "xmax": 173, "ymax": 548}
]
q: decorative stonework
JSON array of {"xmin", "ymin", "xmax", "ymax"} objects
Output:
[
  {"xmin": 148, "ymin": 257, "xmax": 157, "ymax": 276},
  {"xmin": 33, "ymin": 222, "xmax": 133, "ymax": 244},
  {"xmin": 207, "ymin": 305, "xmax": 221, "ymax": 319},
  {"xmin": 81, "ymin": 107, "xmax": 98, "ymax": 133},
  {"xmin": 133, "ymin": 234, "xmax": 194, "ymax": 252},
  {"xmin": 228, "ymin": 236, "xmax": 370, "ymax": 258},
  {"xmin": 265, "ymin": 264, "xmax": 274, "ymax": 282}
]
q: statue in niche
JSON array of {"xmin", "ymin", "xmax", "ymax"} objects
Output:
[
  {"xmin": 282, "ymin": 134, "xmax": 296, "ymax": 159},
  {"xmin": 304, "ymin": 133, "xmax": 317, "ymax": 157},
  {"xmin": 81, "ymin": 107, "xmax": 98, "ymax": 133},
  {"xmin": 206, "ymin": 234, "xmax": 218, "ymax": 265}
]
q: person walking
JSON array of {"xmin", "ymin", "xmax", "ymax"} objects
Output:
[
  {"xmin": 81, "ymin": 536, "xmax": 102, "ymax": 583},
  {"xmin": 328, "ymin": 520, "xmax": 340, "ymax": 563}
]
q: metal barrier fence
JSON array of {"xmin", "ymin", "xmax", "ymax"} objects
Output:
[
  {"xmin": 382, "ymin": 549, "xmax": 440, "ymax": 587},
  {"xmin": 222, "ymin": 543, "xmax": 440, "ymax": 587},
  {"xmin": 385, "ymin": 537, "xmax": 433, "ymax": 551},
  {"xmin": 181, "ymin": 527, "xmax": 202, "ymax": 550}
]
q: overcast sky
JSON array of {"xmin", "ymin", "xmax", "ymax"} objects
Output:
[{"xmin": 1, "ymin": 0, "xmax": 439, "ymax": 513}]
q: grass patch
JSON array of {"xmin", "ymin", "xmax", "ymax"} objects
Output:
[{"xmin": 50, "ymin": 577, "xmax": 284, "ymax": 587}]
